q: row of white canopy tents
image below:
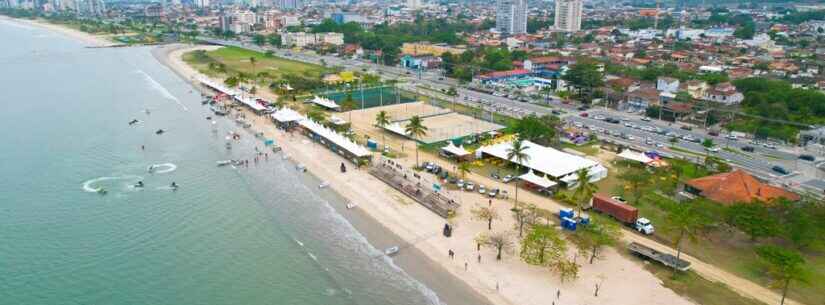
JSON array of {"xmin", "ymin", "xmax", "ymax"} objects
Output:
[
  {"xmin": 476, "ymin": 139, "xmax": 608, "ymax": 188},
  {"xmin": 270, "ymin": 107, "xmax": 371, "ymax": 163},
  {"xmin": 199, "ymin": 77, "xmax": 267, "ymax": 112}
]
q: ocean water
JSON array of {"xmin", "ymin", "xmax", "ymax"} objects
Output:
[{"xmin": 0, "ymin": 20, "xmax": 444, "ymax": 305}]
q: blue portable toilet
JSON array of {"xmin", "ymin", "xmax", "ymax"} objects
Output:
[
  {"xmin": 367, "ymin": 139, "xmax": 378, "ymax": 150},
  {"xmin": 579, "ymin": 214, "xmax": 590, "ymax": 225},
  {"xmin": 562, "ymin": 217, "xmax": 577, "ymax": 231},
  {"xmin": 559, "ymin": 208, "xmax": 574, "ymax": 219}
]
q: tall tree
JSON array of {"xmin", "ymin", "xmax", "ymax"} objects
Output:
[
  {"xmin": 618, "ymin": 166, "xmax": 651, "ymax": 203},
  {"xmin": 553, "ymin": 259, "xmax": 581, "ymax": 283},
  {"xmin": 663, "ymin": 200, "xmax": 706, "ymax": 260},
  {"xmin": 572, "ymin": 168, "xmax": 598, "ymax": 215},
  {"xmin": 755, "ymin": 245, "xmax": 809, "ymax": 305},
  {"xmin": 480, "ymin": 231, "xmax": 513, "ymax": 260},
  {"xmin": 562, "ymin": 61, "xmax": 604, "ymax": 103},
  {"xmin": 725, "ymin": 202, "xmax": 782, "ymax": 241},
  {"xmin": 374, "ymin": 110, "xmax": 391, "ymax": 150},
  {"xmin": 458, "ymin": 161, "xmax": 472, "ymax": 179},
  {"xmin": 506, "ymin": 138, "xmax": 530, "ymax": 207},
  {"xmin": 404, "ymin": 116, "xmax": 428, "ymax": 166},
  {"xmin": 511, "ymin": 203, "xmax": 541, "ymax": 237},
  {"xmin": 573, "ymin": 220, "xmax": 621, "ymax": 264},
  {"xmin": 472, "ymin": 206, "xmax": 500, "ymax": 230},
  {"xmin": 520, "ymin": 224, "xmax": 566, "ymax": 265}
]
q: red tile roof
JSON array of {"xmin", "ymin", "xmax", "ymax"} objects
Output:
[
  {"xmin": 685, "ymin": 170, "xmax": 800, "ymax": 205},
  {"xmin": 478, "ymin": 69, "xmax": 530, "ymax": 79}
]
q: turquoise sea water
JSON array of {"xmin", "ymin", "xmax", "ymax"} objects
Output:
[{"xmin": 0, "ymin": 20, "xmax": 444, "ymax": 305}]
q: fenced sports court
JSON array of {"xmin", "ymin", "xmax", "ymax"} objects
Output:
[
  {"xmin": 352, "ymin": 102, "xmax": 504, "ymax": 144},
  {"xmin": 317, "ymin": 85, "xmax": 417, "ymax": 110}
]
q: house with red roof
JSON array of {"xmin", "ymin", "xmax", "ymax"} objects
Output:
[{"xmin": 683, "ymin": 170, "xmax": 800, "ymax": 205}]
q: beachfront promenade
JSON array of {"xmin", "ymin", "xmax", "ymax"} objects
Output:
[{"xmin": 369, "ymin": 160, "xmax": 459, "ymax": 218}]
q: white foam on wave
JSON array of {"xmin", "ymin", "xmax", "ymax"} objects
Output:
[
  {"xmin": 134, "ymin": 70, "xmax": 189, "ymax": 111},
  {"xmin": 293, "ymin": 238, "xmax": 304, "ymax": 247},
  {"xmin": 81, "ymin": 175, "xmax": 143, "ymax": 193},
  {"xmin": 298, "ymin": 183, "xmax": 444, "ymax": 305},
  {"xmin": 149, "ymin": 163, "xmax": 177, "ymax": 174},
  {"xmin": 307, "ymin": 252, "xmax": 318, "ymax": 261}
]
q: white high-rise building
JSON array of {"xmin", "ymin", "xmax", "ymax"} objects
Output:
[
  {"xmin": 277, "ymin": 0, "xmax": 301, "ymax": 11},
  {"xmin": 407, "ymin": 0, "xmax": 420, "ymax": 9},
  {"xmin": 554, "ymin": 0, "xmax": 583, "ymax": 32},
  {"xmin": 194, "ymin": 0, "xmax": 209, "ymax": 8},
  {"xmin": 495, "ymin": 0, "xmax": 527, "ymax": 35}
]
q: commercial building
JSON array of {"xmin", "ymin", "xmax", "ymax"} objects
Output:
[
  {"xmin": 282, "ymin": 32, "xmax": 344, "ymax": 48},
  {"xmin": 554, "ymin": 0, "xmax": 583, "ymax": 32},
  {"xmin": 400, "ymin": 42, "xmax": 466, "ymax": 56},
  {"xmin": 496, "ymin": 0, "xmax": 527, "ymax": 35}
]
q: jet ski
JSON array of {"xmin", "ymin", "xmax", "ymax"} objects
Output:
[
  {"xmin": 155, "ymin": 129, "xmax": 164, "ymax": 135},
  {"xmin": 128, "ymin": 119, "xmax": 139, "ymax": 125},
  {"xmin": 134, "ymin": 181, "xmax": 144, "ymax": 188}
]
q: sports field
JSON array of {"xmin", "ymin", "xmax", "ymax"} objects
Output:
[
  {"xmin": 350, "ymin": 102, "xmax": 504, "ymax": 144},
  {"xmin": 319, "ymin": 86, "xmax": 417, "ymax": 109}
]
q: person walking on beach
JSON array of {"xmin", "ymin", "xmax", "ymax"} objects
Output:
[
  {"xmin": 464, "ymin": 262, "xmax": 468, "ymax": 271},
  {"xmin": 448, "ymin": 249, "xmax": 454, "ymax": 259},
  {"xmin": 477, "ymin": 254, "xmax": 481, "ymax": 264}
]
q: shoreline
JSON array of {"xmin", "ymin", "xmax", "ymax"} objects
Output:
[
  {"xmin": 157, "ymin": 43, "xmax": 698, "ymax": 305},
  {"xmin": 152, "ymin": 44, "xmax": 494, "ymax": 305},
  {"xmin": 0, "ymin": 15, "xmax": 113, "ymax": 47}
]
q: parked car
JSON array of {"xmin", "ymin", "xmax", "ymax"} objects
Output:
[
  {"xmin": 465, "ymin": 182, "xmax": 475, "ymax": 191},
  {"xmin": 579, "ymin": 112, "xmax": 589, "ymax": 117},
  {"xmin": 799, "ymin": 154, "xmax": 816, "ymax": 162},
  {"xmin": 680, "ymin": 125, "xmax": 693, "ymax": 131},
  {"xmin": 502, "ymin": 175, "xmax": 514, "ymax": 183},
  {"xmin": 457, "ymin": 180, "xmax": 465, "ymax": 188},
  {"xmin": 478, "ymin": 185, "xmax": 486, "ymax": 194},
  {"xmin": 772, "ymin": 166, "xmax": 790, "ymax": 175},
  {"xmin": 490, "ymin": 172, "xmax": 501, "ymax": 180},
  {"xmin": 741, "ymin": 146, "xmax": 755, "ymax": 152},
  {"xmin": 640, "ymin": 117, "xmax": 651, "ymax": 122},
  {"xmin": 488, "ymin": 188, "xmax": 500, "ymax": 198}
]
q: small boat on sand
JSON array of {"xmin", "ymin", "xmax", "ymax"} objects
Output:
[
  {"xmin": 319, "ymin": 181, "xmax": 330, "ymax": 189},
  {"xmin": 346, "ymin": 203, "xmax": 357, "ymax": 209},
  {"xmin": 216, "ymin": 160, "xmax": 233, "ymax": 166},
  {"xmin": 384, "ymin": 246, "xmax": 400, "ymax": 256}
]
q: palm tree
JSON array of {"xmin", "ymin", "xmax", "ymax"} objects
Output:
[
  {"xmin": 664, "ymin": 200, "xmax": 705, "ymax": 260},
  {"xmin": 374, "ymin": 110, "xmax": 391, "ymax": 150},
  {"xmin": 249, "ymin": 57, "xmax": 257, "ymax": 86},
  {"xmin": 404, "ymin": 116, "xmax": 428, "ymax": 167},
  {"xmin": 506, "ymin": 138, "xmax": 530, "ymax": 207},
  {"xmin": 572, "ymin": 168, "xmax": 598, "ymax": 215},
  {"xmin": 458, "ymin": 161, "xmax": 471, "ymax": 178}
]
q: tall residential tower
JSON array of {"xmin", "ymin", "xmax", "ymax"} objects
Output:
[
  {"xmin": 495, "ymin": 0, "xmax": 527, "ymax": 35},
  {"xmin": 554, "ymin": 0, "xmax": 583, "ymax": 32}
]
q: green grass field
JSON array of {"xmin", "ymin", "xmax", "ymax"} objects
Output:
[{"xmin": 183, "ymin": 46, "xmax": 329, "ymax": 82}]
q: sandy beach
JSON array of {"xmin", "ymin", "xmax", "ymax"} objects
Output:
[
  {"xmin": 156, "ymin": 43, "xmax": 699, "ymax": 305},
  {"xmin": 0, "ymin": 16, "xmax": 113, "ymax": 47}
]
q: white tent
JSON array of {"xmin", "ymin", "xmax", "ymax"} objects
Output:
[
  {"xmin": 478, "ymin": 139, "xmax": 603, "ymax": 180},
  {"xmin": 309, "ymin": 96, "xmax": 340, "ymax": 110},
  {"xmin": 617, "ymin": 150, "xmax": 653, "ymax": 164},
  {"xmin": 441, "ymin": 142, "xmax": 470, "ymax": 157},
  {"xmin": 561, "ymin": 164, "xmax": 609, "ymax": 187},
  {"xmin": 519, "ymin": 170, "xmax": 557, "ymax": 189},
  {"xmin": 298, "ymin": 117, "xmax": 370, "ymax": 158},
  {"xmin": 271, "ymin": 107, "xmax": 303, "ymax": 123}
]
